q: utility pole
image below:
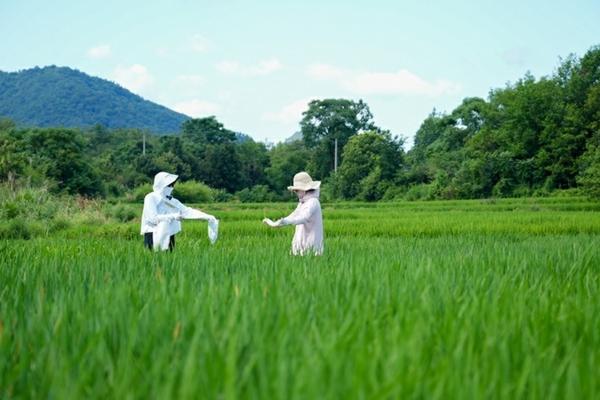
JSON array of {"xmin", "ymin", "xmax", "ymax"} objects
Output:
[
  {"xmin": 142, "ymin": 131, "xmax": 146, "ymax": 156},
  {"xmin": 334, "ymin": 138, "xmax": 338, "ymax": 173}
]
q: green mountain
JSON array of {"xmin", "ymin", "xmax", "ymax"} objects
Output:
[
  {"xmin": 0, "ymin": 66, "xmax": 190, "ymax": 133},
  {"xmin": 285, "ymin": 131, "xmax": 302, "ymax": 143}
]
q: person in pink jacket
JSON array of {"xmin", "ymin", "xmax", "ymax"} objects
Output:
[{"xmin": 263, "ymin": 172, "xmax": 324, "ymax": 255}]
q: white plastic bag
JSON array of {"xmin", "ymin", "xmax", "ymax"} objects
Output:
[{"xmin": 208, "ymin": 218, "xmax": 219, "ymax": 244}]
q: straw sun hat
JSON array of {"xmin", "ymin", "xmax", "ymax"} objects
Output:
[{"xmin": 287, "ymin": 172, "xmax": 321, "ymax": 192}]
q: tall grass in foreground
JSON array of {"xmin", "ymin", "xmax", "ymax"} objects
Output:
[{"xmin": 0, "ymin": 200, "xmax": 599, "ymax": 399}]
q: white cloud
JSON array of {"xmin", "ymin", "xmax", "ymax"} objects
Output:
[
  {"xmin": 306, "ymin": 64, "xmax": 345, "ymax": 80},
  {"xmin": 252, "ymin": 58, "xmax": 283, "ymax": 75},
  {"xmin": 215, "ymin": 61, "xmax": 240, "ymax": 74},
  {"xmin": 190, "ymin": 34, "xmax": 210, "ymax": 53},
  {"xmin": 113, "ymin": 64, "xmax": 154, "ymax": 93},
  {"xmin": 215, "ymin": 58, "xmax": 283, "ymax": 76},
  {"xmin": 346, "ymin": 70, "xmax": 460, "ymax": 96},
  {"xmin": 262, "ymin": 98, "xmax": 316, "ymax": 124},
  {"xmin": 172, "ymin": 99, "xmax": 220, "ymax": 117},
  {"xmin": 307, "ymin": 63, "xmax": 460, "ymax": 96},
  {"xmin": 174, "ymin": 74, "xmax": 205, "ymax": 87},
  {"xmin": 87, "ymin": 44, "xmax": 111, "ymax": 59}
]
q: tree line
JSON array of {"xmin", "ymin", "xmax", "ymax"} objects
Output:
[{"xmin": 1, "ymin": 45, "xmax": 599, "ymax": 201}]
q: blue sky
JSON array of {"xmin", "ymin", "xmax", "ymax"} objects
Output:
[{"xmin": 1, "ymin": 0, "xmax": 599, "ymax": 146}]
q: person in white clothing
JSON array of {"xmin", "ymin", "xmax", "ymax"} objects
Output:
[
  {"xmin": 263, "ymin": 172, "xmax": 324, "ymax": 255},
  {"xmin": 141, "ymin": 171, "xmax": 218, "ymax": 251}
]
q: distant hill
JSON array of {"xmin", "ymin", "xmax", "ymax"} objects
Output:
[
  {"xmin": 0, "ymin": 66, "xmax": 190, "ymax": 133},
  {"xmin": 235, "ymin": 132, "xmax": 254, "ymax": 143},
  {"xmin": 285, "ymin": 131, "xmax": 303, "ymax": 143}
]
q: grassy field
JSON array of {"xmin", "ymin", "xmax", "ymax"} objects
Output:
[{"xmin": 1, "ymin": 197, "xmax": 599, "ymax": 399}]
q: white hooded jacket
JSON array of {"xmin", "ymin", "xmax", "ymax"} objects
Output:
[
  {"xmin": 280, "ymin": 190, "xmax": 324, "ymax": 255},
  {"xmin": 141, "ymin": 172, "xmax": 216, "ymax": 250}
]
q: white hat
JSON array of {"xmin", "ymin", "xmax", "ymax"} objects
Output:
[
  {"xmin": 287, "ymin": 172, "xmax": 321, "ymax": 192},
  {"xmin": 153, "ymin": 171, "xmax": 179, "ymax": 192}
]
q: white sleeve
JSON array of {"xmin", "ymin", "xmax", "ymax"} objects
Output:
[
  {"xmin": 181, "ymin": 207, "xmax": 214, "ymax": 220},
  {"xmin": 167, "ymin": 199, "xmax": 214, "ymax": 220},
  {"xmin": 280, "ymin": 201, "xmax": 315, "ymax": 226}
]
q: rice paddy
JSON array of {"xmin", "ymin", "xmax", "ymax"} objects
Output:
[{"xmin": 1, "ymin": 197, "xmax": 599, "ymax": 399}]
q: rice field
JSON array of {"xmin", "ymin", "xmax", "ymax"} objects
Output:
[{"xmin": 1, "ymin": 197, "xmax": 599, "ymax": 399}]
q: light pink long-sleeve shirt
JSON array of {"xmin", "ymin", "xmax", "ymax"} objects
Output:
[{"xmin": 281, "ymin": 190, "xmax": 324, "ymax": 255}]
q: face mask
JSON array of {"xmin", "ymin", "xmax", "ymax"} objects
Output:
[{"xmin": 163, "ymin": 186, "xmax": 174, "ymax": 197}]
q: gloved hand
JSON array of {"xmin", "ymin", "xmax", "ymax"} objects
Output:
[
  {"xmin": 262, "ymin": 218, "xmax": 283, "ymax": 227},
  {"xmin": 208, "ymin": 215, "xmax": 218, "ymax": 223}
]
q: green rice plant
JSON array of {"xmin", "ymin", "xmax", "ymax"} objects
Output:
[{"xmin": 0, "ymin": 198, "xmax": 599, "ymax": 399}]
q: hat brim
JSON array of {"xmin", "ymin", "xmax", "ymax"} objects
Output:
[
  {"xmin": 287, "ymin": 181, "xmax": 321, "ymax": 192},
  {"xmin": 164, "ymin": 174, "xmax": 178, "ymax": 186}
]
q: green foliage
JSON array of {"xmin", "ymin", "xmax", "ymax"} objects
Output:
[
  {"xmin": 108, "ymin": 204, "xmax": 138, "ymax": 222},
  {"xmin": 577, "ymin": 142, "xmax": 600, "ymax": 199},
  {"xmin": 0, "ymin": 184, "xmax": 61, "ymax": 220},
  {"xmin": 2, "ymin": 45, "xmax": 600, "ymax": 202},
  {"xmin": 128, "ymin": 183, "xmax": 153, "ymax": 202},
  {"xmin": 336, "ymin": 131, "xmax": 404, "ymax": 200},
  {"xmin": 211, "ymin": 188, "xmax": 235, "ymax": 202},
  {"xmin": 405, "ymin": 45, "xmax": 600, "ymax": 199},
  {"xmin": 0, "ymin": 218, "xmax": 33, "ymax": 239},
  {"xmin": 265, "ymin": 141, "xmax": 310, "ymax": 194},
  {"xmin": 237, "ymin": 140, "xmax": 269, "ymax": 188},
  {"xmin": 300, "ymin": 99, "xmax": 376, "ymax": 179},
  {"xmin": 0, "ymin": 184, "xmax": 96, "ymax": 238},
  {"xmin": 235, "ymin": 185, "xmax": 277, "ymax": 203},
  {"xmin": 404, "ymin": 184, "xmax": 435, "ymax": 201},
  {"xmin": 199, "ymin": 143, "xmax": 242, "ymax": 192},
  {"xmin": 1, "ymin": 128, "xmax": 105, "ymax": 196},
  {"xmin": 182, "ymin": 116, "xmax": 236, "ymax": 145},
  {"xmin": 172, "ymin": 180, "xmax": 213, "ymax": 203}
]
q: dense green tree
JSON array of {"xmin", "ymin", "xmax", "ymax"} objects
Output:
[
  {"xmin": 0, "ymin": 130, "xmax": 29, "ymax": 181},
  {"xmin": 265, "ymin": 141, "xmax": 310, "ymax": 194},
  {"xmin": 237, "ymin": 140, "xmax": 269, "ymax": 189},
  {"xmin": 182, "ymin": 117, "xmax": 236, "ymax": 145},
  {"xmin": 25, "ymin": 129, "xmax": 104, "ymax": 196},
  {"xmin": 577, "ymin": 135, "xmax": 600, "ymax": 199},
  {"xmin": 199, "ymin": 143, "xmax": 241, "ymax": 192},
  {"xmin": 337, "ymin": 131, "xmax": 403, "ymax": 200},
  {"xmin": 300, "ymin": 99, "xmax": 375, "ymax": 179}
]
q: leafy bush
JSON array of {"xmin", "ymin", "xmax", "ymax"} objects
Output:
[
  {"xmin": 381, "ymin": 185, "xmax": 407, "ymax": 201},
  {"xmin": 211, "ymin": 189, "xmax": 235, "ymax": 202},
  {"xmin": 108, "ymin": 204, "xmax": 139, "ymax": 222},
  {"xmin": 404, "ymin": 184, "xmax": 434, "ymax": 201},
  {"xmin": 0, "ymin": 184, "xmax": 61, "ymax": 220},
  {"xmin": 172, "ymin": 181, "xmax": 213, "ymax": 203},
  {"xmin": 577, "ymin": 145, "xmax": 600, "ymax": 199},
  {"xmin": 49, "ymin": 217, "xmax": 72, "ymax": 232},
  {"xmin": 127, "ymin": 183, "xmax": 153, "ymax": 202},
  {"xmin": 319, "ymin": 175, "xmax": 342, "ymax": 202},
  {"xmin": 0, "ymin": 219, "xmax": 41, "ymax": 239},
  {"xmin": 511, "ymin": 185, "xmax": 534, "ymax": 198},
  {"xmin": 236, "ymin": 185, "xmax": 276, "ymax": 203}
]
